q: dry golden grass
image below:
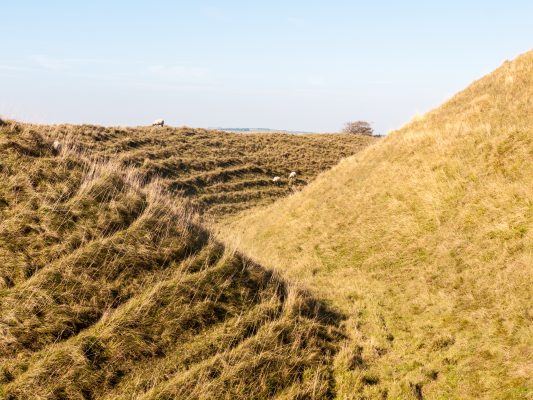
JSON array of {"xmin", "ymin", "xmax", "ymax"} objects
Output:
[
  {"xmin": 0, "ymin": 123, "xmax": 344, "ymax": 399},
  {"xmin": 28, "ymin": 123, "xmax": 376, "ymax": 218},
  {"xmin": 224, "ymin": 50, "xmax": 533, "ymax": 399}
]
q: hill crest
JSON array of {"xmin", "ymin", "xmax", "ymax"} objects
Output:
[{"xmin": 225, "ymin": 49, "xmax": 533, "ymax": 399}]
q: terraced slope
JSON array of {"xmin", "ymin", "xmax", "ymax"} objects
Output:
[
  {"xmin": 29, "ymin": 123, "xmax": 376, "ymax": 218},
  {"xmin": 226, "ymin": 50, "xmax": 533, "ymax": 399},
  {"xmin": 0, "ymin": 124, "xmax": 343, "ymax": 399}
]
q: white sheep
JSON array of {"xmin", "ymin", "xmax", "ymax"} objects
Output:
[
  {"xmin": 272, "ymin": 176, "xmax": 281, "ymax": 183},
  {"xmin": 52, "ymin": 140, "xmax": 62, "ymax": 152},
  {"xmin": 152, "ymin": 119, "xmax": 165, "ymax": 127},
  {"xmin": 288, "ymin": 171, "xmax": 297, "ymax": 179}
]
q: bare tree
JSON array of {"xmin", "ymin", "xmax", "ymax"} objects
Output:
[{"xmin": 342, "ymin": 121, "xmax": 374, "ymax": 136}]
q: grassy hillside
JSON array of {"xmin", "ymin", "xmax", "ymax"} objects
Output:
[
  {"xmin": 225, "ymin": 50, "xmax": 533, "ymax": 399},
  {"xmin": 29, "ymin": 123, "xmax": 375, "ymax": 218},
  {"xmin": 0, "ymin": 123, "xmax": 345, "ymax": 399}
]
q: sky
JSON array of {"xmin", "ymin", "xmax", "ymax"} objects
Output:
[{"xmin": 1, "ymin": 1, "xmax": 532, "ymax": 134}]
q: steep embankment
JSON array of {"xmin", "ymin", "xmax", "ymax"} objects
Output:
[
  {"xmin": 226, "ymin": 50, "xmax": 533, "ymax": 399},
  {"xmin": 31, "ymin": 123, "xmax": 375, "ymax": 218},
  {"xmin": 0, "ymin": 123, "xmax": 343, "ymax": 399}
]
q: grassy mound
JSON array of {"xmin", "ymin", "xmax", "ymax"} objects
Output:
[
  {"xmin": 27, "ymin": 123, "xmax": 375, "ymax": 218},
  {"xmin": 225, "ymin": 50, "xmax": 533, "ymax": 399},
  {"xmin": 0, "ymin": 123, "xmax": 343, "ymax": 399}
]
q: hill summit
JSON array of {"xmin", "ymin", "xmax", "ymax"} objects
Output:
[{"xmin": 227, "ymin": 50, "xmax": 533, "ymax": 399}]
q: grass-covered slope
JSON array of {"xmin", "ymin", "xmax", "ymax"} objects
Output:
[
  {"xmin": 32, "ymin": 123, "xmax": 375, "ymax": 218},
  {"xmin": 225, "ymin": 50, "xmax": 533, "ymax": 399},
  {"xmin": 0, "ymin": 123, "xmax": 343, "ymax": 399}
]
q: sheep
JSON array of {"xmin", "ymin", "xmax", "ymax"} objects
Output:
[
  {"xmin": 52, "ymin": 140, "xmax": 62, "ymax": 153},
  {"xmin": 272, "ymin": 176, "xmax": 281, "ymax": 183},
  {"xmin": 152, "ymin": 119, "xmax": 165, "ymax": 127},
  {"xmin": 288, "ymin": 171, "xmax": 297, "ymax": 179}
]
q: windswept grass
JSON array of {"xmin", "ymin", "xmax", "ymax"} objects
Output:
[
  {"xmin": 0, "ymin": 123, "xmax": 344, "ymax": 399},
  {"xmin": 3, "ymin": 49, "xmax": 531, "ymax": 399},
  {"xmin": 225, "ymin": 50, "xmax": 533, "ymax": 399},
  {"xmin": 25, "ymin": 123, "xmax": 376, "ymax": 218}
]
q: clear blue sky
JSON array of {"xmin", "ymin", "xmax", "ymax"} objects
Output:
[{"xmin": 1, "ymin": 1, "xmax": 531, "ymax": 133}]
